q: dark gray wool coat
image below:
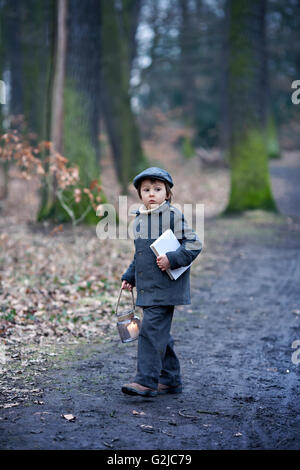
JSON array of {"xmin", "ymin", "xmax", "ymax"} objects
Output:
[{"xmin": 121, "ymin": 200, "xmax": 202, "ymax": 306}]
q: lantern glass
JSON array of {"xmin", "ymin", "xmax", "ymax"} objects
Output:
[
  {"xmin": 117, "ymin": 310, "xmax": 141, "ymax": 343},
  {"xmin": 115, "ymin": 287, "xmax": 140, "ymax": 343}
]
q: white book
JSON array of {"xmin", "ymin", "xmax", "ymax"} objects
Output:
[{"xmin": 150, "ymin": 229, "xmax": 192, "ymax": 280}]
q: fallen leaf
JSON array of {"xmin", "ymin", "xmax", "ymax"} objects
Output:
[
  {"xmin": 132, "ymin": 410, "xmax": 145, "ymax": 416},
  {"xmin": 0, "ymin": 403, "xmax": 20, "ymax": 408},
  {"xmin": 50, "ymin": 224, "xmax": 63, "ymax": 236},
  {"xmin": 62, "ymin": 414, "xmax": 76, "ymax": 422}
]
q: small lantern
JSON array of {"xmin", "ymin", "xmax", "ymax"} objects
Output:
[{"xmin": 115, "ymin": 287, "xmax": 141, "ymax": 343}]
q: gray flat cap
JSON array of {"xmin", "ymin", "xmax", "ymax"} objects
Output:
[{"xmin": 133, "ymin": 167, "xmax": 174, "ymax": 189}]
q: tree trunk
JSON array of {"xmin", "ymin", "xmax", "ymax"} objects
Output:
[
  {"xmin": 265, "ymin": 0, "xmax": 280, "ymax": 160},
  {"xmin": 219, "ymin": 0, "xmax": 230, "ymax": 154},
  {"xmin": 16, "ymin": 0, "xmax": 55, "ymax": 141},
  {"xmin": 224, "ymin": 0, "xmax": 277, "ymax": 213},
  {"xmin": 0, "ymin": 0, "xmax": 24, "ymax": 200},
  {"xmin": 128, "ymin": 0, "xmax": 142, "ymax": 67},
  {"xmin": 37, "ymin": 0, "xmax": 104, "ymax": 224},
  {"xmin": 101, "ymin": 0, "xmax": 144, "ymax": 194},
  {"xmin": 37, "ymin": 0, "xmax": 67, "ymax": 221},
  {"xmin": 63, "ymin": 0, "xmax": 102, "ymax": 185},
  {"xmin": 4, "ymin": 0, "xmax": 24, "ymax": 122},
  {"xmin": 0, "ymin": 5, "xmax": 7, "ymax": 200},
  {"xmin": 51, "ymin": 0, "xmax": 67, "ymax": 154},
  {"xmin": 178, "ymin": 0, "xmax": 197, "ymax": 124}
]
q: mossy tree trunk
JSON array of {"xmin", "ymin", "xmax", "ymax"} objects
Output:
[
  {"xmin": 264, "ymin": 5, "xmax": 280, "ymax": 161},
  {"xmin": 178, "ymin": 0, "xmax": 197, "ymax": 126},
  {"xmin": 224, "ymin": 0, "xmax": 277, "ymax": 213},
  {"xmin": 3, "ymin": 0, "xmax": 24, "ymax": 125},
  {"xmin": 266, "ymin": 114, "xmax": 280, "ymax": 159},
  {"xmin": 20, "ymin": 0, "xmax": 55, "ymax": 142},
  {"xmin": 0, "ymin": 5, "xmax": 8, "ymax": 200},
  {"xmin": 65, "ymin": 0, "xmax": 102, "ymax": 170},
  {"xmin": 0, "ymin": 0, "xmax": 55, "ymax": 198},
  {"xmin": 101, "ymin": 0, "xmax": 145, "ymax": 194},
  {"xmin": 0, "ymin": 5, "xmax": 4, "ymax": 191},
  {"xmin": 0, "ymin": 0, "xmax": 25, "ymax": 199},
  {"xmin": 37, "ymin": 0, "xmax": 67, "ymax": 222},
  {"xmin": 37, "ymin": 0, "xmax": 104, "ymax": 225}
]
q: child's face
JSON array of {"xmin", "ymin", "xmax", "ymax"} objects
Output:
[{"xmin": 140, "ymin": 179, "xmax": 168, "ymax": 209}]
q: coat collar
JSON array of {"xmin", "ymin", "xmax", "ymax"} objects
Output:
[{"xmin": 131, "ymin": 200, "xmax": 170, "ymax": 216}]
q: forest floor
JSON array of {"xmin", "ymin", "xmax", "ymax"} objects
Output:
[{"xmin": 0, "ymin": 122, "xmax": 299, "ymax": 450}]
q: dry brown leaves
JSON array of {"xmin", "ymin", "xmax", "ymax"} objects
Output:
[{"xmin": 0, "ymin": 218, "xmax": 136, "ymax": 380}]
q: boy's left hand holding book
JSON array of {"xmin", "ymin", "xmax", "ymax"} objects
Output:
[{"xmin": 156, "ymin": 254, "xmax": 170, "ymax": 272}]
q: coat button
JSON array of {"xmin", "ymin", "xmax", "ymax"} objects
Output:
[
  {"xmin": 140, "ymin": 289, "xmax": 144, "ymax": 294},
  {"xmin": 138, "ymin": 271, "xmax": 143, "ymax": 276}
]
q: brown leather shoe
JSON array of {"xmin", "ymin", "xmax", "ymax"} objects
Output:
[
  {"xmin": 122, "ymin": 382, "xmax": 157, "ymax": 397},
  {"xmin": 158, "ymin": 383, "xmax": 183, "ymax": 394}
]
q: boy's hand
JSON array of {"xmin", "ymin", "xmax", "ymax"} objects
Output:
[
  {"xmin": 121, "ymin": 280, "xmax": 133, "ymax": 291},
  {"xmin": 156, "ymin": 254, "xmax": 170, "ymax": 272}
]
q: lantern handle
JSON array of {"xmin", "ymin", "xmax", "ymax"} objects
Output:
[{"xmin": 116, "ymin": 286, "xmax": 135, "ymax": 317}]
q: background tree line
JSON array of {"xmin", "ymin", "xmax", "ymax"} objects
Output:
[{"xmin": 0, "ymin": 0, "xmax": 299, "ymax": 222}]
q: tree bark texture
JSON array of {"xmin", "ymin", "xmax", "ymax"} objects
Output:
[
  {"xmin": 101, "ymin": 0, "xmax": 144, "ymax": 194},
  {"xmin": 225, "ymin": 0, "xmax": 277, "ymax": 212}
]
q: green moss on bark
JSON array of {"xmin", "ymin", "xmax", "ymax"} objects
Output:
[
  {"xmin": 266, "ymin": 115, "xmax": 281, "ymax": 159},
  {"xmin": 101, "ymin": 0, "xmax": 144, "ymax": 193},
  {"xmin": 228, "ymin": 0, "xmax": 252, "ymax": 81},
  {"xmin": 224, "ymin": 129, "xmax": 278, "ymax": 213},
  {"xmin": 181, "ymin": 136, "xmax": 195, "ymax": 159},
  {"xmin": 37, "ymin": 78, "xmax": 104, "ymax": 225}
]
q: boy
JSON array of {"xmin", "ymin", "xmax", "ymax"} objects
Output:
[{"xmin": 121, "ymin": 167, "xmax": 202, "ymax": 397}]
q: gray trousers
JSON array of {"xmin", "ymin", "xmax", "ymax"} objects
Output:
[{"xmin": 134, "ymin": 305, "xmax": 182, "ymax": 390}]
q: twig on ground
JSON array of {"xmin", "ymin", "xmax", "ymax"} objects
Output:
[
  {"xmin": 159, "ymin": 418, "xmax": 177, "ymax": 425},
  {"xmin": 178, "ymin": 409, "xmax": 198, "ymax": 419},
  {"xmin": 161, "ymin": 430, "xmax": 176, "ymax": 437},
  {"xmin": 103, "ymin": 441, "xmax": 113, "ymax": 448},
  {"xmin": 197, "ymin": 409, "xmax": 221, "ymax": 416}
]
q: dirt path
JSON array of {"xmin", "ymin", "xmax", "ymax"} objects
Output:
[{"xmin": 0, "ymin": 154, "xmax": 299, "ymax": 450}]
